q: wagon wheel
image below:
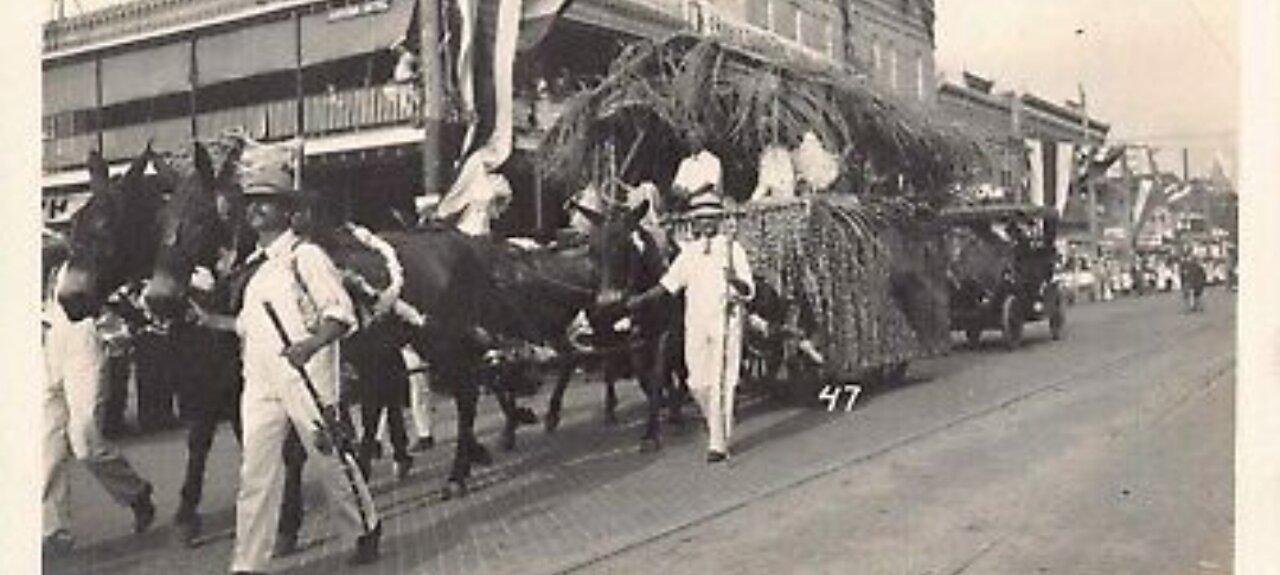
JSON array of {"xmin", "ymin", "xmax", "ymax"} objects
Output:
[
  {"xmin": 1000, "ymin": 295, "xmax": 1024, "ymax": 351},
  {"xmin": 1045, "ymin": 284, "xmax": 1065, "ymax": 340}
]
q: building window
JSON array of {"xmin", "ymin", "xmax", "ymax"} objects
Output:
[
  {"xmin": 773, "ymin": 0, "xmax": 798, "ymax": 41},
  {"xmin": 799, "ymin": 10, "xmax": 827, "ymax": 53},
  {"xmin": 888, "ymin": 45, "xmax": 898, "ymax": 92},
  {"xmin": 828, "ymin": 20, "xmax": 838, "ymax": 58},
  {"xmin": 746, "ymin": 0, "xmax": 769, "ymax": 29},
  {"xmin": 872, "ymin": 38, "xmax": 881, "ymax": 75},
  {"xmin": 916, "ymin": 54, "xmax": 926, "ymax": 101}
]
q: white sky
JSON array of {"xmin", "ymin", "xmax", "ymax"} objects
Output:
[
  {"xmin": 53, "ymin": 0, "xmax": 1240, "ymax": 177},
  {"xmin": 936, "ymin": 0, "xmax": 1239, "ymax": 179}
]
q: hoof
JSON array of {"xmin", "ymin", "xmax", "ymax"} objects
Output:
[
  {"xmin": 514, "ymin": 407, "xmax": 539, "ymax": 425},
  {"xmin": 667, "ymin": 412, "xmax": 685, "ymax": 427},
  {"xmin": 604, "ymin": 412, "xmax": 619, "ymax": 427},
  {"xmin": 440, "ymin": 480, "xmax": 469, "ymax": 501},
  {"xmin": 639, "ymin": 437, "xmax": 661, "ymax": 453},
  {"xmin": 501, "ymin": 430, "xmax": 517, "ymax": 452},
  {"xmin": 544, "ymin": 413, "xmax": 561, "ymax": 434}
]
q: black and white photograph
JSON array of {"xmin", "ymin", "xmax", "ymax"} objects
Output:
[{"xmin": 11, "ymin": 0, "xmax": 1261, "ymax": 573}]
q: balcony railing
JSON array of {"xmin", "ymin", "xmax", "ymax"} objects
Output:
[
  {"xmin": 303, "ymin": 84, "xmax": 420, "ymax": 135},
  {"xmin": 103, "ymin": 117, "xmax": 192, "ymax": 161},
  {"xmin": 44, "ymin": 84, "xmax": 420, "ymax": 171},
  {"xmin": 43, "ymin": 134, "xmax": 97, "ymax": 172}
]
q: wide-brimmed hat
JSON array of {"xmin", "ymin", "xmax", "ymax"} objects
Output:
[
  {"xmin": 241, "ymin": 165, "xmax": 297, "ymax": 199},
  {"xmin": 685, "ymin": 190, "xmax": 725, "ymax": 219},
  {"xmin": 238, "ymin": 137, "xmax": 301, "ymax": 199}
]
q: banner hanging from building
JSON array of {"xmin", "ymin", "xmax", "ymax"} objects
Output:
[{"xmin": 436, "ymin": 0, "xmax": 574, "ymax": 230}]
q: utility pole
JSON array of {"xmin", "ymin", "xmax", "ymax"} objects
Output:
[
  {"xmin": 419, "ymin": 0, "xmax": 444, "ymax": 202},
  {"xmin": 1080, "ymin": 84, "xmax": 1098, "ymax": 258}
]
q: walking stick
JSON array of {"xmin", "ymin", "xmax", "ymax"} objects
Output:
[
  {"xmin": 262, "ymin": 302, "xmax": 376, "ymax": 533},
  {"xmin": 719, "ymin": 214, "xmax": 738, "ymax": 457}
]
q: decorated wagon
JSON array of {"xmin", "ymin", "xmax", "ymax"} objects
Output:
[{"xmin": 536, "ymin": 35, "xmax": 981, "ymax": 401}]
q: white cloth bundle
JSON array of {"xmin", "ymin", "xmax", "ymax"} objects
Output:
[
  {"xmin": 792, "ymin": 132, "xmax": 839, "ymax": 193},
  {"xmin": 751, "ymin": 145, "xmax": 796, "ymax": 202}
]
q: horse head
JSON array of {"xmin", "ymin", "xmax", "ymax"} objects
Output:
[
  {"xmin": 578, "ymin": 198, "xmax": 654, "ymax": 313},
  {"xmin": 57, "ymin": 146, "xmax": 164, "ymax": 321},
  {"xmin": 143, "ymin": 142, "xmax": 242, "ymax": 320}
]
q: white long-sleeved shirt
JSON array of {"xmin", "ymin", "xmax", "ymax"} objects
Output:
[
  {"xmin": 660, "ymin": 235, "xmax": 754, "ymax": 334},
  {"xmin": 237, "ymin": 231, "xmax": 355, "ymax": 404}
]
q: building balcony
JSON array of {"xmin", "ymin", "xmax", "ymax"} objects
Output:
[{"xmin": 43, "ymin": 83, "xmax": 421, "ymax": 173}]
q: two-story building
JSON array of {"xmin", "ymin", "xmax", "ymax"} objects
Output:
[
  {"xmin": 41, "ymin": 0, "xmax": 943, "ymax": 229},
  {"xmin": 937, "ymin": 72, "xmax": 1108, "ymax": 205}
]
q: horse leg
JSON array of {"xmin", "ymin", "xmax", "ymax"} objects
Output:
[
  {"xmin": 442, "ymin": 375, "xmax": 488, "ymax": 500},
  {"xmin": 603, "ymin": 359, "xmax": 620, "ymax": 426},
  {"xmin": 636, "ymin": 342, "xmax": 662, "ymax": 453},
  {"xmin": 544, "ymin": 363, "xmax": 573, "ymax": 433},
  {"xmin": 488, "ymin": 371, "xmax": 521, "ymax": 452}
]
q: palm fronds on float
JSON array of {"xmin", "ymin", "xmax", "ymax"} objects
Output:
[{"xmin": 536, "ymin": 34, "xmax": 981, "ymax": 210}]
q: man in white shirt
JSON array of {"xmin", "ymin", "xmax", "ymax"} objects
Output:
[
  {"xmin": 672, "ymin": 134, "xmax": 723, "ymax": 205},
  {"xmin": 194, "ymin": 165, "xmax": 380, "ymax": 574},
  {"xmin": 43, "ymin": 268, "xmax": 156, "ymax": 556},
  {"xmin": 627, "ymin": 192, "xmax": 754, "ymax": 462}
]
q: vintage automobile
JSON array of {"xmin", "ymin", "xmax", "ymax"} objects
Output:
[{"xmin": 942, "ymin": 203, "xmax": 1065, "ymax": 349}]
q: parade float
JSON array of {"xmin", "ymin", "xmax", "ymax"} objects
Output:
[{"xmin": 536, "ymin": 34, "xmax": 984, "ymax": 400}]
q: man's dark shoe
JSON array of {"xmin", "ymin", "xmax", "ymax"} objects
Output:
[
  {"xmin": 173, "ymin": 511, "xmax": 202, "ymax": 548},
  {"xmin": 411, "ymin": 436, "xmax": 434, "ymax": 452},
  {"xmin": 706, "ymin": 451, "xmax": 728, "ymax": 463},
  {"xmin": 231, "ymin": 572, "xmax": 266, "ymax": 575},
  {"xmin": 132, "ymin": 484, "xmax": 156, "ymax": 534},
  {"xmin": 272, "ymin": 531, "xmax": 300, "ymax": 558},
  {"xmin": 394, "ymin": 457, "xmax": 414, "ymax": 481},
  {"xmin": 348, "ymin": 522, "xmax": 382, "ymax": 566}
]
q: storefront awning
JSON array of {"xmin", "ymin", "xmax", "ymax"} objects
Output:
[
  {"xmin": 198, "ymin": 17, "xmax": 298, "ymax": 85},
  {"xmin": 301, "ymin": 0, "xmax": 416, "ymax": 67},
  {"xmin": 100, "ymin": 41, "xmax": 190, "ymax": 105},
  {"xmin": 43, "ymin": 60, "xmax": 97, "ymax": 114}
]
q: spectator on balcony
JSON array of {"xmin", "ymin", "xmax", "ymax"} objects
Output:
[{"xmin": 384, "ymin": 36, "xmax": 421, "ymax": 117}]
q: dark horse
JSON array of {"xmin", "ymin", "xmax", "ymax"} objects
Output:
[
  {"xmin": 125, "ymin": 143, "xmax": 307, "ymax": 546},
  {"xmin": 143, "ymin": 154, "xmax": 681, "ymax": 496},
  {"xmin": 56, "ymin": 148, "xmax": 165, "ymax": 321}
]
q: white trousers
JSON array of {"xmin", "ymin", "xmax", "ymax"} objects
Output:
[
  {"xmin": 231, "ymin": 380, "xmax": 378, "ymax": 572},
  {"xmin": 685, "ymin": 315, "xmax": 744, "ymax": 454},
  {"xmin": 43, "ymin": 309, "xmax": 150, "ymax": 538},
  {"xmin": 403, "ymin": 347, "xmax": 436, "ymax": 440}
]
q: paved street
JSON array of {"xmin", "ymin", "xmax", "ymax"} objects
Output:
[{"xmin": 44, "ymin": 289, "xmax": 1235, "ymax": 575}]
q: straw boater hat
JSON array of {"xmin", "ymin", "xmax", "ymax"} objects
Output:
[{"xmin": 685, "ymin": 190, "xmax": 725, "ymax": 220}]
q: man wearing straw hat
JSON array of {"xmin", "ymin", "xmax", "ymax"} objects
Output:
[
  {"xmin": 628, "ymin": 189, "xmax": 754, "ymax": 462},
  {"xmin": 192, "ymin": 162, "xmax": 381, "ymax": 573}
]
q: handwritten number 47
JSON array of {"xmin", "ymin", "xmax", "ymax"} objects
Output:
[{"xmin": 818, "ymin": 384, "xmax": 863, "ymax": 412}]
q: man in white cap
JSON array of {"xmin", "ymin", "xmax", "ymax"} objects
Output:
[
  {"xmin": 192, "ymin": 164, "xmax": 381, "ymax": 574},
  {"xmin": 626, "ymin": 191, "xmax": 754, "ymax": 462}
]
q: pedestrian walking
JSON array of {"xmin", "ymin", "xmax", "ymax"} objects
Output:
[
  {"xmin": 192, "ymin": 164, "xmax": 381, "ymax": 574},
  {"xmin": 42, "ymin": 265, "xmax": 156, "ymax": 556},
  {"xmin": 628, "ymin": 191, "xmax": 754, "ymax": 462}
]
